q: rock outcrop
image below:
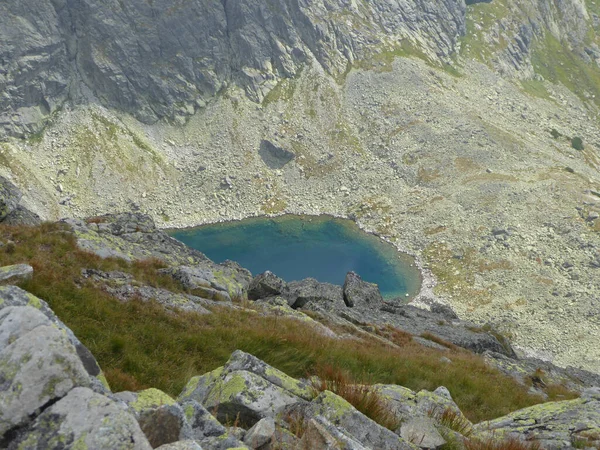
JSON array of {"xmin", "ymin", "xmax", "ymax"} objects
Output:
[{"xmin": 0, "ymin": 177, "xmax": 40, "ymax": 226}]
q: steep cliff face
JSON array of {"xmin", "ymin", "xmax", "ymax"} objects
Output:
[{"xmin": 0, "ymin": 0, "xmax": 466, "ymax": 138}]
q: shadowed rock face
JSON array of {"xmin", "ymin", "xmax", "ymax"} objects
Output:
[
  {"xmin": 0, "ymin": 0, "xmax": 466, "ymax": 138},
  {"xmin": 259, "ymin": 140, "xmax": 295, "ymax": 169}
]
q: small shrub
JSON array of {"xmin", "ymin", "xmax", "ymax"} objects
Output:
[
  {"xmin": 550, "ymin": 128, "xmax": 561, "ymax": 139},
  {"xmin": 571, "ymin": 136, "xmax": 584, "ymax": 150}
]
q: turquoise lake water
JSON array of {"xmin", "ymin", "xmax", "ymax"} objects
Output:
[{"xmin": 170, "ymin": 215, "xmax": 422, "ymax": 299}]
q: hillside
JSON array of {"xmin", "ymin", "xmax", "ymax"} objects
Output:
[
  {"xmin": 0, "ymin": 213, "xmax": 599, "ymax": 449},
  {"xmin": 0, "ymin": 0, "xmax": 599, "ymax": 377}
]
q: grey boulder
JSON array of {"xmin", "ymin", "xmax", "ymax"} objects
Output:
[
  {"xmin": 305, "ymin": 390, "xmax": 416, "ymax": 449},
  {"xmin": 400, "ymin": 417, "xmax": 446, "ymax": 449},
  {"xmin": 7, "ymin": 387, "xmax": 151, "ymax": 449},
  {"xmin": 248, "ymin": 271, "xmax": 287, "ymax": 300},
  {"xmin": 285, "ymin": 278, "xmax": 343, "ymax": 309},
  {"xmin": 243, "ymin": 417, "xmax": 275, "ymax": 448},
  {"xmin": 343, "ymin": 271, "xmax": 383, "ymax": 308},
  {"xmin": 0, "ymin": 306, "xmax": 92, "ymax": 438},
  {"xmin": 0, "ymin": 264, "xmax": 33, "ymax": 284},
  {"xmin": 0, "ymin": 285, "xmax": 102, "ymax": 378}
]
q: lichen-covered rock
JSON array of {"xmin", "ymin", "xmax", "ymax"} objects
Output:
[
  {"xmin": 160, "ymin": 266, "xmax": 227, "ymax": 292},
  {"xmin": 7, "ymin": 387, "xmax": 151, "ymax": 449},
  {"xmin": 115, "ymin": 388, "xmax": 186, "ymax": 448},
  {"xmin": 343, "ymin": 271, "xmax": 383, "ymax": 308},
  {"xmin": 202, "ymin": 370, "xmax": 302, "ymax": 426},
  {"xmin": 0, "ymin": 264, "xmax": 33, "ymax": 284},
  {"xmin": 248, "ymin": 271, "xmax": 287, "ymax": 300},
  {"xmin": 306, "ymin": 391, "xmax": 417, "ymax": 449},
  {"xmin": 223, "ymin": 351, "xmax": 314, "ymax": 401},
  {"xmin": 179, "ymin": 366, "xmax": 226, "ymax": 405},
  {"xmin": 0, "ymin": 306, "xmax": 92, "ymax": 438},
  {"xmin": 179, "ymin": 399, "xmax": 247, "ymax": 450},
  {"xmin": 116, "ymin": 387, "xmax": 177, "ymax": 415},
  {"xmin": 375, "ymin": 384, "xmax": 472, "ymax": 432},
  {"xmin": 473, "ymin": 395, "xmax": 600, "ymax": 449},
  {"xmin": 0, "ymin": 285, "xmax": 102, "ymax": 378},
  {"xmin": 400, "ymin": 417, "xmax": 446, "ymax": 449},
  {"xmin": 243, "ymin": 417, "xmax": 275, "ymax": 448}
]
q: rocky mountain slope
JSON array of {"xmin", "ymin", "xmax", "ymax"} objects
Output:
[{"xmin": 1, "ymin": 0, "xmax": 600, "ymax": 374}]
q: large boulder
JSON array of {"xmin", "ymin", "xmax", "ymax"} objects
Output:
[
  {"xmin": 304, "ymin": 391, "xmax": 417, "ymax": 449},
  {"xmin": 343, "ymin": 271, "xmax": 383, "ymax": 308},
  {"xmin": 473, "ymin": 390, "xmax": 600, "ymax": 449},
  {"xmin": 158, "ymin": 266, "xmax": 232, "ymax": 302},
  {"xmin": 115, "ymin": 388, "xmax": 185, "ymax": 448},
  {"xmin": 0, "ymin": 176, "xmax": 22, "ymax": 222},
  {"xmin": 243, "ymin": 417, "xmax": 275, "ymax": 448},
  {"xmin": 0, "ymin": 306, "xmax": 92, "ymax": 439},
  {"xmin": 197, "ymin": 369, "xmax": 301, "ymax": 426},
  {"xmin": 0, "ymin": 286, "xmax": 103, "ymax": 380},
  {"xmin": 258, "ymin": 140, "xmax": 295, "ymax": 169},
  {"xmin": 2, "ymin": 206, "xmax": 41, "ymax": 226},
  {"xmin": 285, "ymin": 278, "xmax": 344, "ymax": 309},
  {"xmin": 178, "ymin": 351, "xmax": 312, "ymax": 427},
  {"xmin": 248, "ymin": 271, "xmax": 287, "ymax": 300},
  {"xmin": 399, "ymin": 417, "xmax": 446, "ymax": 449},
  {"xmin": 7, "ymin": 387, "xmax": 151, "ymax": 449}
]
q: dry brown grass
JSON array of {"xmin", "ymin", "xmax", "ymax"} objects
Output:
[
  {"xmin": 430, "ymin": 406, "xmax": 473, "ymax": 437},
  {"xmin": 311, "ymin": 365, "xmax": 401, "ymax": 431},
  {"xmin": 464, "ymin": 437, "xmax": 542, "ymax": 450},
  {"xmin": 420, "ymin": 332, "xmax": 459, "ymax": 350}
]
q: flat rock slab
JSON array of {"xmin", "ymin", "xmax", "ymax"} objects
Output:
[
  {"xmin": 400, "ymin": 417, "xmax": 446, "ymax": 449},
  {"xmin": 0, "ymin": 264, "xmax": 33, "ymax": 284},
  {"xmin": 474, "ymin": 393, "xmax": 600, "ymax": 449}
]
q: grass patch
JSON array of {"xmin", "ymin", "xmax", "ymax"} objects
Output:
[
  {"xmin": 531, "ymin": 32, "xmax": 600, "ymax": 108},
  {"xmin": 520, "ymin": 80, "xmax": 553, "ymax": 102},
  {"xmin": 430, "ymin": 406, "xmax": 473, "ymax": 437},
  {"xmin": 0, "ymin": 223, "xmax": 564, "ymax": 423},
  {"xmin": 311, "ymin": 365, "xmax": 401, "ymax": 431}
]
